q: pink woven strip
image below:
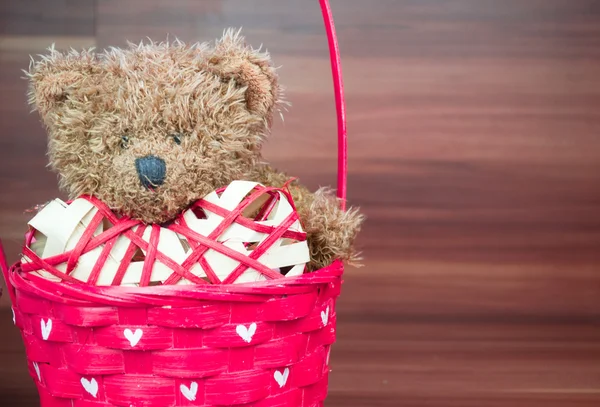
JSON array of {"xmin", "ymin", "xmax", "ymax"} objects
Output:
[
  {"xmin": 21, "ymin": 246, "xmax": 81, "ymax": 284},
  {"xmin": 140, "ymin": 225, "xmax": 160, "ymax": 287},
  {"xmin": 86, "ymin": 234, "xmax": 118, "ymax": 285},
  {"xmin": 9, "ymin": 260, "xmax": 342, "ymax": 305},
  {"xmin": 111, "ymin": 226, "xmax": 145, "ymax": 286},
  {"xmin": 198, "ymin": 254, "xmax": 221, "ymax": 284},
  {"xmin": 66, "ymin": 210, "xmax": 104, "ymax": 274},
  {"xmin": 253, "ymin": 191, "xmax": 278, "ymax": 221}
]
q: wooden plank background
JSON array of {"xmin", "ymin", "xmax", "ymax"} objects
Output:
[{"xmin": 1, "ymin": 0, "xmax": 600, "ymax": 405}]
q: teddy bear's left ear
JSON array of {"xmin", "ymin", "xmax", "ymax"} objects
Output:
[
  {"xmin": 206, "ymin": 29, "xmax": 279, "ymax": 120},
  {"xmin": 26, "ymin": 47, "xmax": 99, "ymax": 125}
]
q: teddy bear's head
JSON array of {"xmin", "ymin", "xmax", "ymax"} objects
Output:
[{"xmin": 27, "ymin": 30, "xmax": 280, "ymax": 224}]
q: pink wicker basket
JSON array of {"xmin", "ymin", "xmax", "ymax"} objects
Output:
[{"xmin": 0, "ymin": 1, "xmax": 349, "ymax": 406}]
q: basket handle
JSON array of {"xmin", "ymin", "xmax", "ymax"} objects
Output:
[
  {"xmin": 318, "ymin": 0, "xmax": 347, "ymax": 210},
  {"xmin": 0, "ymin": 240, "xmax": 15, "ymax": 305}
]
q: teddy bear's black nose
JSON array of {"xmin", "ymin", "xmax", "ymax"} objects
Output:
[{"xmin": 135, "ymin": 155, "xmax": 166, "ymax": 189}]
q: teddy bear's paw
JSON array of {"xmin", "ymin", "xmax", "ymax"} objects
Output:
[{"xmin": 302, "ymin": 187, "xmax": 365, "ymax": 271}]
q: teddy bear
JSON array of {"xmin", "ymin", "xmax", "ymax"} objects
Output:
[{"xmin": 26, "ymin": 29, "xmax": 363, "ymax": 272}]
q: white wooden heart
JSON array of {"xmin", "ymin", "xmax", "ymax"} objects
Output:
[
  {"xmin": 236, "ymin": 323, "xmax": 257, "ymax": 343},
  {"xmin": 321, "ymin": 306, "xmax": 330, "ymax": 326},
  {"xmin": 123, "ymin": 328, "xmax": 143, "ymax": 347},
  {"xmin": 41, "ymin": 319, "xmax": 52, "ymax": 340},
  {"xmin": 180, "ymin": 382, "xmax": 198, "ymax": 401},
  {"xmin": 182, "ymin": 180, "xmax": 309, "ymax": 284},
  {"xmin": 33, "ymin": 362, "xmax": 41, "ymax": 381},
  {"xmin": 23, "ymin": 181, "xmax": 310, "ymax": 286},
  {"xmin": 274, "ymin": 368, "xmax": 290, "ymax": 388},
  {"xmin": 81, "ymin": 377, "xmax": 98, "ymax": 398}
]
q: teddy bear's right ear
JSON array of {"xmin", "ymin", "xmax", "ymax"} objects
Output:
[
  {"xmin": 26, "ymin": 47, "xmax": 98, "ymax": 122},
  {"xmin": 206, "ymin": 29, "xmax": 280, "ymax": 122}
]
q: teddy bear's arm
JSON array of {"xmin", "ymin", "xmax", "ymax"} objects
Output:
[{"xmin": 249, "ymin": 164, "xmax": 364, "ymax": 271}]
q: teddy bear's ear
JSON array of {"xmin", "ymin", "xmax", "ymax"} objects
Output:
[
  {"xmin": 206, "ymin": 29, "xmax": 279, "ymax": 120},
  {"xmin": 26, "ymin": 47, "xmax": 98, "ymax": 122}
]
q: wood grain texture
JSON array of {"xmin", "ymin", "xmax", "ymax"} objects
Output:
[{"xmin": 1, "ymin": 0, "xmax": 600, "ymax": 406}]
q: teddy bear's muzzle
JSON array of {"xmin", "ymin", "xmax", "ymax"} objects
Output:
[{"xmin": 135, "ymin": 155, "xmax": 166, "ymax": 189}]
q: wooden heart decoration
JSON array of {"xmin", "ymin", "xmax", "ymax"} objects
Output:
[{"xmin": 21, "ymin": 181, "xmax": 309, "ymax": 286}]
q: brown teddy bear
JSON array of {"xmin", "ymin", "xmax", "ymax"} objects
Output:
[{"xmin": 26, "ymin": 29, "xmax": 363, "ymax": 272}]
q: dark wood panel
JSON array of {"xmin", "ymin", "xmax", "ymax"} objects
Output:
[
  {"xmin": 1, "ymin": 0, "xmax": 600, "ymax": 406},
  {"xmin": 0, "ymin": 0, "xmax": 95, "ymax": 36}
]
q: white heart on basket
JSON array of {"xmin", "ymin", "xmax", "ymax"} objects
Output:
[
  {"xmin": 23, "ymin": 181, "xmax": 310, "ymax": 286},
  {"xmin": 81, "ymin": 377, "xmax": 98, "ymax": 398},
  {"xmin": 236, "ymin": 323, "xmax": 257, "ymax": 343},
  {"xmin": 274, "ymin": 368, "xmax": 290, "ymax": 388},
  {"xmin": 33, "ymin": 362, "xmax": 41, "ymax": 381},
  {"xmin": 180, "ymin": 382, "xmax": 198, "ymax": 401},
  {"xmin": 123, "ymin": 328, "xmax": 143, "ymax": 347},
  {"xmin": 40, "ymin": 319, "xmax": 52, "ymax": 340},
  {"xmin": 321, "ymin": 306, "xmax": 330, "ymax": 326}
]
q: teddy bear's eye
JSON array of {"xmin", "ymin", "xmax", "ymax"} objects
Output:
[
  {"xmin": 171, "ymin": 133, "xmax": 182, "ymax": 145},
  {"xmin": 120, "ymin": 135, "xmax": 129, "ymax": 149}
]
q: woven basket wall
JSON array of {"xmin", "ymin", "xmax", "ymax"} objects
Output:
[{"xmin": 8, "ymin": 260, "xmax": 342, "ymax": 406}]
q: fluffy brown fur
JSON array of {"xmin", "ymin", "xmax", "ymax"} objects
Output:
[{"xmin": 26, "ymin": 29, "xmax": 363, "ymax": 271}]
